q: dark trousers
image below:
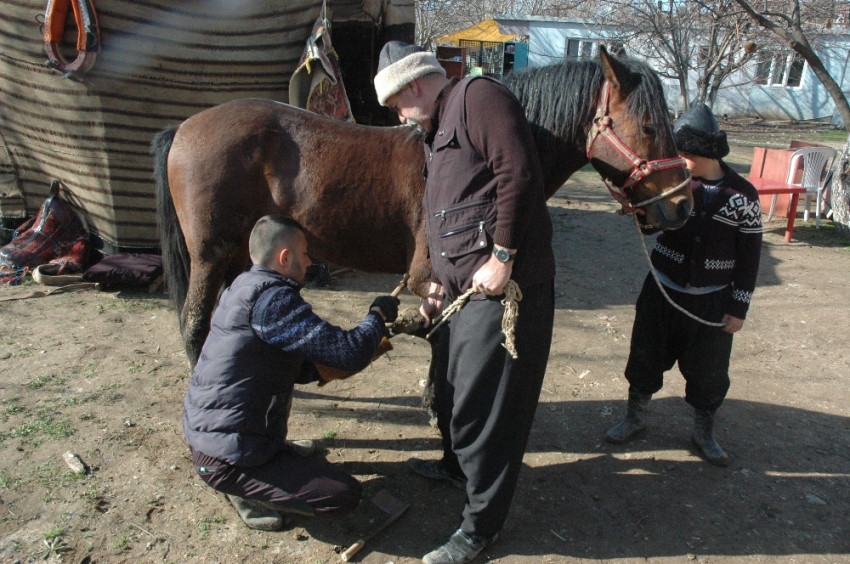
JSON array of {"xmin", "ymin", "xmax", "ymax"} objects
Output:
[
  {"xmin": 625, "ymin": 273, "xmax": 733, "ymax": 412},
  {"xmin": 191, "ymin": 446, "xmax": 361, "ymax": 516},
  {"xmin": 433, "ymin": 280, "xmax": 554, "ymax": 538}
]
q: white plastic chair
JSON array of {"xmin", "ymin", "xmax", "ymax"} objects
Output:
[{"xmin": 767, "ymin": 147, "xmax": 836, "ymax": 228}]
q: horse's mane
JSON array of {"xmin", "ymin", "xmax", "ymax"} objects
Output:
[{"xmin": 504, "ymin": 58, "xmax": 673, "ymax": 155}]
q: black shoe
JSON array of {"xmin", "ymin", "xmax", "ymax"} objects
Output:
[
  {"xmin": 287, "ymin": 439, "xmax": 316, "ymax": 457},
  {"xmin": 422, "ymin": 528, "xmax": 498, "ymax": 564},
  {"xmin": 408, "ymin": 458, "xmax": 467, "ymax": 490},
  {"xmin": 227, "ymin": 495, "xmax": 285, "ymax": 531}
]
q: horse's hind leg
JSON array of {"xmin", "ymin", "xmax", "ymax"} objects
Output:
[
  {"xmin": 182, "ymin": 245, "xmax": 250, "ymax": 366},
  {"xmin": 222, "ymin": 247, "xmax": 251, "ymax": 289},
  {"xmin": 182, "ymin": 256, "xmax": 227, "ymax": 366}
]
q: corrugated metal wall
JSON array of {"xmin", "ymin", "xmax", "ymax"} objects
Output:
[{"xmin": 0, "ymin": 0, "xmax": 412, "ymax": 250}]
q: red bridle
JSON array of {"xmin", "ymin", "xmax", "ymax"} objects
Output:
[{"xmin": 586, "ymin": 80, "xmax": 690, "ymax": 211}]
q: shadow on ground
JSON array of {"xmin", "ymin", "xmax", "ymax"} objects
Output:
[{"xmin": 287, "ymin": 391, "xmax": 849, "ymax": 561}]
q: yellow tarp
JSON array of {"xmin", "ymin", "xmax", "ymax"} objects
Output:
[{"xmin": 437, "ymin": 19, "xmax": 519, "ymax": 45}]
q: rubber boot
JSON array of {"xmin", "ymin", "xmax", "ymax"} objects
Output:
[
  {"xmin": 227, "ymin": 494, "xmax": 285, "ymax": 530},
  {"xmin": 692, "ymin": 408, "xmax": 730, "ymax": 467},
  {"xmin": 605, "ymin": 391, "xmax": 652, "ymax": 444}
]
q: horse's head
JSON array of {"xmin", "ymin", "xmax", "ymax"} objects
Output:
[{"xmin": 587, "ymin": 47, "xmax": 693, "ymax": 230}]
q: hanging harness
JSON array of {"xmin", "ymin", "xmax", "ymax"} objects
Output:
[
  {"xmin": 586, "ymin": 80, "xmax": 691, "ymax": 212},
  {"xmin": 43, "ymin": 0, "xmax": 101, "ymax": 78}
]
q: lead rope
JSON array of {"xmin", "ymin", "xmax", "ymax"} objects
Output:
[
  {"xmin": 632, "ymin": 215, "xmax": 726, "ymax": 328},
  {"xmin": 426, "ymin": 279, "xmax": 523, "ymax": 359},
  {"xmin": 500, "ymin": 280, "xmax": 522, "ymax": 358}
]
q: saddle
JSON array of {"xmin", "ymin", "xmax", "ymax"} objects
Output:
[
  {"xmin": 0, "ymin": 180, "xmax": 89, "ymax": 284},
  {"xmin": 288, "ymin": 14, "xmax": 355, "ymax": 122}
]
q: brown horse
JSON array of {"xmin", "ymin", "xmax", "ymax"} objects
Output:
[{"xmin": 153, "ymin": 48, "xmax": 693, "ymax": 365}]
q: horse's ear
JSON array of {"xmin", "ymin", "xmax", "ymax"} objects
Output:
[{"xmin": 599, "ymin": 45, "xmax": 640, "ymax": 97}]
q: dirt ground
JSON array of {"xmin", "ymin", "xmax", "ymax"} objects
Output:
[{"xmin": 1, "ymin": 129, "xmax": 849, "ymax": 564}]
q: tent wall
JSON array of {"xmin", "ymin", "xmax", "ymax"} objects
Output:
[{"xmin": 0, "ymin": 0, "xmax": 412, "ymax": 251}]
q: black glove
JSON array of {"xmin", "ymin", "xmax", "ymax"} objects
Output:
[{"xmin": 370, "ymin": 295, "xmax": 400, "ymax": 323}]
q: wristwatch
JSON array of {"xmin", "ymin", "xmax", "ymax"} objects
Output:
[{"xmin": 493, "ymin": 247, "xmax": 516, "ymax": 263}]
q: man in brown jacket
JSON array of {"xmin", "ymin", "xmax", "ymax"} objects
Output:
[{"xmin": 375, "ymin": 41, "xmax": 555, "ymax": 564}]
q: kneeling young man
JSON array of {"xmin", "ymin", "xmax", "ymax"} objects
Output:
[
  {"xmin": 183, "ymin": 215, "xmax": 399, "ymax": 530},
  {"xmin": 606, "ymin": 104, "xmax": 763, "ymax": 466}
]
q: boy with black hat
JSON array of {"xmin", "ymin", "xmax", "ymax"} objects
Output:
[{"xmin": 605, "ymin": 104, "xmax": 763, "ymax": 466}]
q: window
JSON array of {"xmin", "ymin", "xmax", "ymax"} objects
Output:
[
  {"xmin": 786, "ymin": 55, "xmax": 805, "ymax": 87},
  {"xmin": 565, "ymin": 39, "xmax": 596, "ymax": 59},
  {"xmin": 755, "ymin": 51, "xmax": 805, "ymax": 87}
]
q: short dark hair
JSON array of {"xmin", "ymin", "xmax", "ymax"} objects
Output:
[{"xmin": 249, "ymin": 215, "xmax": 304, "ymax": 266}]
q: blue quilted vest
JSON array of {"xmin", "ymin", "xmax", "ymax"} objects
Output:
[{"xmin": 183, "ymin": 266, "xmax": 303, "ymax": 467}]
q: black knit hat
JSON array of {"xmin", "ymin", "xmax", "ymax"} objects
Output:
[{"xmin": 673, "ymin": 104, "xmax": 729, "ymax": 159}]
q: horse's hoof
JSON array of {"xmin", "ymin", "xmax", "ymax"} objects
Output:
[{"xmin": 390, "ymin": 307, "xmax": 426, "ymax": 336}]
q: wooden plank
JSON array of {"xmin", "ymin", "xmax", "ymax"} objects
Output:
[
  {"xmin": 749, "ymin": 146, "xmax": 767, "ymax": 178},
  {"xmin": 756, "ymin": 148, "xmax": 795, "ymax": 218}
]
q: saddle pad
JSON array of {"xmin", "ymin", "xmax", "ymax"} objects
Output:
[{"xmin": 83, "ymin": 253, "xmax": 162, "ymax": 285}]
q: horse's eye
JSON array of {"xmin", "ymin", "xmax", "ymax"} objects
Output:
[{"xmin": 642, "ymin": 125, "xmax": 656, "ymax": 136}]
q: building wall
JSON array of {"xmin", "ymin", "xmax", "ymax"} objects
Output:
[
  {"xmin": 713, "ymin": 39, "xmax": 848, "ymax": 122},
  {"xmin": 526, "ymin": 20, "xmax": 612, "ymax": 68}
]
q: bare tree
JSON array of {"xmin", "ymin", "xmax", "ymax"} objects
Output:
[
  {"xmin": 733, "ymin": 0, "xmax": 850, "ymax": 234},
  {"xmin": 415, "ymin": 0, "xmax": 455, "ymax": 50},
  {"xmin": 692, "ymin": 0, "xmax": 762, "ymax": 107},
  {"xmin": 597, "ymin": 0, "xmax": 763, "ymax": 111},
  {"xmin": 732, "ymin": 0, "xmax": 850, "ymax": 127},
  {"xmin": 601, "ymin": 0, "xmax": 698, "ymax": 109}
]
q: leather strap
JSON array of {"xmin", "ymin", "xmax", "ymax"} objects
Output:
[
  {"xmin": 43, "ymin": 0, "xmax": 100, "ymax": 78},
  {"xmin": 586, "ymin": 80, "xmax": 689, "ymax": 212}
]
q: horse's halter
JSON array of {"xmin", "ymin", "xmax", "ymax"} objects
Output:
[{"xmin": 586, "ymin": 80, "xmax": 691, "ymax": 212}]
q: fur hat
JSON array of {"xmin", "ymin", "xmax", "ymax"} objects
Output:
[
  {"xmin": 673, "ymin": 104, "xmax": 729, "ymax": 160},
  {"xmin": 374, "ymin": 41, "xmax": 446, "ymax": 106}
]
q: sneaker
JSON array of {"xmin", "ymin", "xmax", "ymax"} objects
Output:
[
  {"xmin": 408, "ymin": 458, "xmax": 467, "ymax": 490},
  {"xmin": 227, "ymin": 494, "xmax": 285, "ymax": 531},
  {"xmin": 287, "ymin": 439, "xmax": 316, "ymax": 457},
  {"xmin": 422, "ymin": 528, "xmax": 498, "ymax": 564}
]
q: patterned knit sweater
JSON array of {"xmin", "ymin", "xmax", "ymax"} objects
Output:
[
  {"xmin": 650, "ymin": 163, "xmax": 763, "ymax": 319},
  {"xmin": 251, "ymin": 271, "xmax": 386, "ymax": 372}
]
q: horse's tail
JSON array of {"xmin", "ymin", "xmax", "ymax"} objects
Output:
[{"xmin": 152, "ymin": 124, "xmax": 189, "ymax": 327}]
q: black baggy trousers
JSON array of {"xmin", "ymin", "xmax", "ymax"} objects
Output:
[
  {"xmin": 191, "ymin": 445, "xmax": 361, "ymax": 517},
  {"xmin": 625, "ymin": 273, "xmax": 734, "ymax": 412},
  {"xmin": 432, "ymin": 280, "xmax": 554, "ymax": 538}
]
